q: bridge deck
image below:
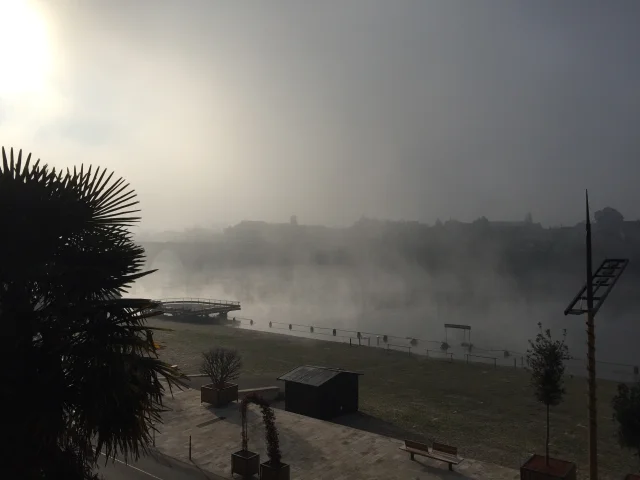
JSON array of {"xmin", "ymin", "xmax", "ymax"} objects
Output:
[{"xmin": 156, "ymin": 298, "xmax": 241, "ymax": 316}]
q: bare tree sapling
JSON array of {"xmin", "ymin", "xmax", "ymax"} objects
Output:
[
  {"xmin": 200, "ymin": 347, "xmax": 242, "ymax": 389},
  {"xmin": 527, "ymin": 322, "xmax": 571, "ymax": 465}
]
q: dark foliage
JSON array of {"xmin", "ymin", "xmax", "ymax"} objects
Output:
[
  {"xmin": 240, "ymin": 393, "xmax": 282, "ymax": 466},
  {"xmin": 261, "ymin": 402, "xmax": 282, "ymax": 466},
  {"xmin": 239, "ymin": 393, "xmax": 269, "ymax": 452},
  {"xmin": 612, "ymin": 382, "xmax": 640, "ymax": 464},
  {"xmin": 200, "ymin": 347, "xmax": 242, "ymax": 389},
  {"xmin": 594, "ymin": 207, "xmax": 624, "ymax": 228},
  {"xmin": 527, "ymin": 323, "xmax": 571, "ymax": 406},
  {"xmin": 526, "ymin": 322, "xmax": 571, "ymax": 464},
  {"xmin": 239, "ymin": 393, "xmax": 282, "ymax": 465},
  {"xmin": 0, "ymin": 148, "xmax": 187, "ymax": 479}
]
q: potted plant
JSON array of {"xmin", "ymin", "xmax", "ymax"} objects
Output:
[
  {"xmin": 612, "ymin": 382, "xmax": 640, "ymax": 479},
  {"xmin": 231, "ymin": 393, "xmax": 262, "ymax": 478},
  {"xmin": 520, "ymin": 323, "xmax": 575, "ymax": 480},
  {"xmin": 259, "ymin": 403, "xmax": 290, "ymax": 480},
  {"xmin": 200, "ymin": 347, "xmax": 242, "ymax": 407}
]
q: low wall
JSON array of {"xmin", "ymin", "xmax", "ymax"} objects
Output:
[{"xmin": 238, "ymin": 386, "xmax": 281, "ymax": 403}]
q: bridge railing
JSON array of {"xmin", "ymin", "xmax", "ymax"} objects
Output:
[{"xmin": 157, "ymin": 297, "xmax": 241, "ymax": 306}]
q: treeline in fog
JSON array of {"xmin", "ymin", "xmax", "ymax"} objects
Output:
[{"xmin": 137, "ymin": 207, "xmax": 640, "ymax": 362}]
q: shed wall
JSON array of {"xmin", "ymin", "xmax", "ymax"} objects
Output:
[{"xmin": 284, "ymin": 381, "xmax": 319, "ymax": 417}]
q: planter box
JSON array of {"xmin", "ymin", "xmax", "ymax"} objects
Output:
[
  {"xmin": 521, "ymin": 454, "xmax": 576, "ymax": 480},
  {"xmin": 231, "ymin": 450, "xmax": 260, "ymax": 478},
  {"xmin": 259, "ymin": 461, "xmax": 290, "ymax": 480},
  {"xmin": 200, "ymin": 383, "xmax": 238, "ymax": 407}
]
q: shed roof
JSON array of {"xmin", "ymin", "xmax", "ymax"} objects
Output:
[{"xmin": 277, "ymin": 365, "xmax": 363, "ymax": 387}]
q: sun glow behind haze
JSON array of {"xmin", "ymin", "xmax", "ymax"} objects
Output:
[{"xmin": 0, "ymin": 0, "xmax": 52, "ymax": 95}]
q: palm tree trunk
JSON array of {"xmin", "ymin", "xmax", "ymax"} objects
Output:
[{"xmin": 546, "ymin": 403, "xmax": 550, "ymax": 466}]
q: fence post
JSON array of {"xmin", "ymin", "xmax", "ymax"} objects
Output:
[
  {"xmin": 349, "ymin": 338, "xmax": 352, "ymax": 347},
  {"xmin": 189, "ymin": 435, "xmax": 191, "ymax": 460},
  {"xmin": 358, "ymin": 337, "xmax": 361, "ymax": 346}
]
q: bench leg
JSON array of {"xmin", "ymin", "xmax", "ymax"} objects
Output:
[
  {"xmin": 448, "ymin": 463, "xmax": 453, "ymax": 471},
  {"xmin": 410, "ymin": 452, "xmax": 414, "ymax": 461}
]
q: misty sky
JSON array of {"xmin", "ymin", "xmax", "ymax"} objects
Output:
[{"xmin": 1, "ymin": 0, "xmax": 639, "ymax": 230}]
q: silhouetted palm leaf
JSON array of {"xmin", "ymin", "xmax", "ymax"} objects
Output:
[{"xmin": 0, "ymin": 148, "xmax": 186, "ymax": 479}]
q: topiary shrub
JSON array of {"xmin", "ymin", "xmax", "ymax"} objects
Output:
[{"xmin": 240, "ymin": 393, "xmax": 283, "ymax": 466}]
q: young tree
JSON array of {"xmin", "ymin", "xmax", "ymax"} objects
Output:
[
  {"xmin": 526, "ymin": 322, "xmax": 571, "ymax": 465},
  {"xmin": 612, "ymin": 382, "xmax": 640, "ymax": 467},
  {"xmin": 201, "ymin": 347, "xmax": 242, "ymax": 389},
  {"xmin": 0, "ymin": 148, "xmax": 186, "ymax": 479}
]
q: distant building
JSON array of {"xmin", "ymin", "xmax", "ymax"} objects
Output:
[
  {"xmin": 277, "ymin": 365, "xmax": 363, "ymax": 420},
  {"xmin": 490, "ymin": 220, "xmax": 536, "ymax": 228}
]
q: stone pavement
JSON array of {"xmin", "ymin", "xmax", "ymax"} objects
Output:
[{"xmin": 154, "ymin": 388, "xmax": 519, "ymax": 480}]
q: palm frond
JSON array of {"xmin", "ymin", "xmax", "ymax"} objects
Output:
[{"xmin": 1, "ymin": 147, "xmax": 186, "ymax": 478}]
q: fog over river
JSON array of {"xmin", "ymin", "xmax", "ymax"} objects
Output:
[{"xmin": 131, "ymin": 255, "xmax": 640, "ymax": 371}]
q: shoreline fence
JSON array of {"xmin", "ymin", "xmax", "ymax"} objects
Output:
[{"xmin": 193, "ymin": 314, "xmax": 638, "ymax": 383}]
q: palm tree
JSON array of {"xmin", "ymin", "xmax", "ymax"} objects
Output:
[{"xmin": 0, "ymin": 147, "xmax": 186, "ymax": 479}]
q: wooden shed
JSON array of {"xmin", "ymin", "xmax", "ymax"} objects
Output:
[{"xmin": 277, "ymin": 365, "xmax": 363, "ymax": 420}]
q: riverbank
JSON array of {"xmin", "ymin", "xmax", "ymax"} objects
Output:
[{"xmin": 148, "ymin": 317, "xmax": 637, "ymax": 479}]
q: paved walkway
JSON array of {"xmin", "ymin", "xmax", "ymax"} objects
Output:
[
  {"xmin": 95, "ymin": 450, "xmax": 225, "ymax": 479},
  {"xmin": 155, "ymin": 388, "xmax": 519, "ymax": 480}
]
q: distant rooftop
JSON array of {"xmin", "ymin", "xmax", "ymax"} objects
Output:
[{"xmin": 277, "ymin": 365, "xmax": 363, "ymax": 387}]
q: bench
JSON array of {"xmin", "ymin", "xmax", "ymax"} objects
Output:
[{"xmin": 399, "ymin": 440, "xmax": 463, "ymax": 471}]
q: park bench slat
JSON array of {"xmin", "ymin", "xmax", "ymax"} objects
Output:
[{"xmin": 399, "ymin": 439, "xmax": 463, "ymax": 471}]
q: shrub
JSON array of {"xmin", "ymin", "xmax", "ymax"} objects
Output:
[
  {"xmin": 240, "ymin": 393, "xmax": 283, "ymax": 466},
  {"xmin": 200, "ymin": 347, "xmax": 242, "ymax": 389},
  {"xmin": 612, "ymin": 382, "xmax": 640, "ymax": 467}
]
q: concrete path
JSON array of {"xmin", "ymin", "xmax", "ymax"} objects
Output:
[
  {"xmin": 154, "ymin": 388, "xmax": 520, "ymax": 480},
  {"xmin": 95, "ymin": 449, "xmax": 225, "ymax": 479}
]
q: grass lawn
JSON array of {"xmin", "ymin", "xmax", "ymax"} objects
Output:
[{"xmin": 148, "ymin": 318, "xmax": 638, "ymax": 479}]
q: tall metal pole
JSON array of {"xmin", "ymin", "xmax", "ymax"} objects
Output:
[{"xmin": 585, "ymin": 190, "xmax": 598, "ymax": 480}]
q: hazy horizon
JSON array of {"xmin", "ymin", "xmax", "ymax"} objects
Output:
[
  {"xmin": 4, "ymin": 1, "xmax": 640, "ymax": 367},
  {"xmin": 132, "ymin": 205, "xmax": 637, "ymax": 239},
  {"xmin": 2, "ymin": 0, "xmax": 639, "ymax": 231}
]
